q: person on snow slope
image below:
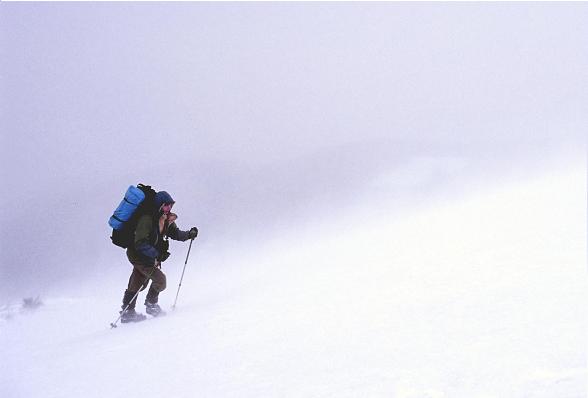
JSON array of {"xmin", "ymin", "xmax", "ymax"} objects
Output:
[{"xmin": 121, "ymin": 191, "xmax": 198, "ymax": 322}]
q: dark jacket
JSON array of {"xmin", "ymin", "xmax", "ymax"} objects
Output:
[{"xmin": 126, "ymin": 191, "xmax": 190, "ymax": 265}]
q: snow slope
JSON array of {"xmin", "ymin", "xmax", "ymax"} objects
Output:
[{"xmin": 1, "ymin": 162, "xmax": 586, "ymax": 398}]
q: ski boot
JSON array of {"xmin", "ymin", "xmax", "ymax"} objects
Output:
[
  {"xmin": 120, "ymin": 308, "xmax": 147, "ymax": 323},
  {"xmin": 120, "ymin": 290, "xmax": 147, "ymax": 323},
  {"xmin": 145, "ymin": 301, "xmax": 166, "ymax": 317}
]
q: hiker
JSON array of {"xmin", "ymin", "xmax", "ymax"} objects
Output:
[{"xmin": 120, "ymin": 190, "xmax": 198, "ymax": 322}]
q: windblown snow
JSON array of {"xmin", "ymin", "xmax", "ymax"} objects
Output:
[{"xmin": 1, "ymin": 160, "xmax": 585, "ymax": 398}]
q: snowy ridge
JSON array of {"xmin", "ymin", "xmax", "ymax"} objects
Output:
[{"xmin": 1, "ymin": 164, "xmax": 586, "ymax": 398}]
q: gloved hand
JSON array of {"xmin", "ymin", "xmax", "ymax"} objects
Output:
[
  {"xmin": 189, "ymin": 227, "xmax": 198, "ymax": 239},
  {"xmin": 160, "ymin": 251, "xmax": 171, "ymax": 262}
]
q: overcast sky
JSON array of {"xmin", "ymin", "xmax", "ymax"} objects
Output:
[{"xmin": 1, "ymin": 3, "xmax": 586, "ymax": 299}]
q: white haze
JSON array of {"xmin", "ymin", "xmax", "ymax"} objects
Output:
[
  {"xmin": 1, "ymin": 3, "xmax": 586, "ymax": 298},
  {"xmin": 0, "ymin": 2, "xmax": 586, "ymax": 397}
]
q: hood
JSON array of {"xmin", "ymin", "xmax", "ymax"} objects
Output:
[{"xmin": 154, "ymin": 191, "xmax": 175, "ymax": 210}]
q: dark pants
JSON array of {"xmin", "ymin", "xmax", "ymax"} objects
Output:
[{"xmin": 123, "ymin": 260, "xmax": 167, "ymax": 307}]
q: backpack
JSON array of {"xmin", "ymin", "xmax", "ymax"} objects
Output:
[{"xmin": 109, "ymin": 184, "xmax": 157, "ymax": 248}]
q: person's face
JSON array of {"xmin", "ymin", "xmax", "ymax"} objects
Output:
[{"xmin": 162, "ymin": 203, "xmax": 173, "ymax": 215}]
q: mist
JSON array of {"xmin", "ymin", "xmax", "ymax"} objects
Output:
[{"xmin": 1, "ymin": 3, "xmax": 586, "ymax": 300}]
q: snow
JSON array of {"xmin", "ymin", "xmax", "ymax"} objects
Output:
[
  {"xmin": 1, "ymin": 3, "xmax": 586, "ymax": 396},
  {"xmin": 1, "ymin": 161, "xmax": 585, "ymax": 398}
]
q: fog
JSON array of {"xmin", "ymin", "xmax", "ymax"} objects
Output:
[{"xmin": 1, "ymin": 3, "xmax": 586, "ymax": 300}]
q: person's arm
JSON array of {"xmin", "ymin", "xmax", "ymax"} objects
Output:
[{"xmin": 167, "ymin": 222, "xmax": 191, "ymax": 241}]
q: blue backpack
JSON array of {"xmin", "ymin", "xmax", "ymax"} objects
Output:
[{"xmin": 109, "ymin": 184, "xmax": 156, "ymax": 248}]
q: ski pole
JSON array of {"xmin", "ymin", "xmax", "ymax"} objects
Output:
[
  {"xmin": 172, "ymin": 237, "xmax": 194, "ymax": 310},
  {"xmin": 110, "ymin": 267, "xmax": 156, "ymax": 329}
]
